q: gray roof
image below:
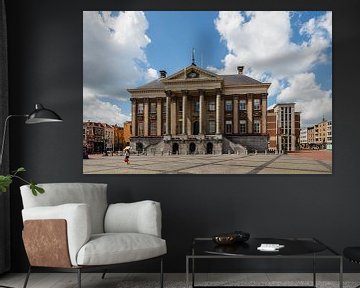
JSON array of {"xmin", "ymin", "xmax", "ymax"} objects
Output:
[
  {"xmin": 222, "ymin": 74, "xmax": 262, "ymax": 85},
  {"xmin": 134, "ymin": 72, "xmax": 262, "ymax": 90},
  {"xmin": 136, "ymin": 79, "xmax": 164, "ymax": 89}
]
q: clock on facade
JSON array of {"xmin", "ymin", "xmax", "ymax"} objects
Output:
[{"xmin": 187, "ymin": 71, "xmax": 199, "ymax": 78}]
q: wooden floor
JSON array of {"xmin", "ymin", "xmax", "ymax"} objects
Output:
[{"xmin": 1, "ymin": 273, "xmax": 360, "ymax": 288}]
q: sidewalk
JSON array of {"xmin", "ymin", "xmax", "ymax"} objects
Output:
[{"xmin": 288, "ymin": 150, "xmax": 332, "ymax": 161}]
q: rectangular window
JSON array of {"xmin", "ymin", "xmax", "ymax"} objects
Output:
[
  {"xmin": 194, "ymin": 101, "xmax": 199, "ymax": 112},
  {"xmin": 239, "ymin": 120, "xmax": 247, "ymax": 134},
  {"xmin": 253, "ymin": 99, "xmax": 260, "ymax": 111},
  {"xmin": 208, "ymin": 100, "xmax": 216, "ymax": 111},
  {"xmin": 253, "ymin": 120, "xmax": 261, "ymax": 133},
  {"xmin": 225, "ymin": 120, "xmax": 232, "ymax": 134},
  {"xmin": 208, "ymin": 120, "xmax": 216, "ymax": 134},
  {"xmin": 239, "ymin": 99, "xmax": 246, "ymax": 111},
  {"xmin": 162, "ymin": 101, "xmax": 166, "ymax": 114},
  {"xmin": 150, "ymin": 102, "xmax": 156, "ymax": 114},
  {"xmin": 150, "ymin": 121, "xmax": 157, "ymax": 136},
  {"xmin": 137, "ymin": 103, "xmax": 144, "ymax": 114},
  {"xmin": 138, "ymin": 122, "xmax": 144, "ymax": 136},
  {"xmin": 225, "ymin": 100, "xmax": 233, "ymax": 112}
]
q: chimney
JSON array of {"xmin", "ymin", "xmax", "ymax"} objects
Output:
[
  {"xmin": 159, "ymin": 70, "xmax": 167, "ymax": 78},
  {"xmin": 237, "ymin": 66, "xmax": 244, "ymax": 75}
]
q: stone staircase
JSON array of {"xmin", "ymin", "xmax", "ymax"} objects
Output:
[
  {"xmin": 143, "ymin": 139, "xmax": 170, "ymax": 155},
  {"xmin": 225, "ymin": 135, "xmax": 268, "ymax": 153},
  {"xmin": 222, "ymin": 137, "xmax": 247, "ymax": 154}
]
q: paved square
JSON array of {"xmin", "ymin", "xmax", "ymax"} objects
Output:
[{"xmin": 83, "ymin": 153, "xmax": 332, "ymax": 174}]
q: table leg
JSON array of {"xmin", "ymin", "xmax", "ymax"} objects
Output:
[
  {"xmin": 186, "ymin": 257, "xmax": 189, "ymax": 288},
  {"xmin": 192, "ymin": 257, "xmax": 195, "ymax": 288},
  {"xmin": 313, "ymin": 254, "xmax": 316, "ymax": 287},
  {"xmin": 339, "ymin": 256, "xmax": 343, "ymax": 288}
]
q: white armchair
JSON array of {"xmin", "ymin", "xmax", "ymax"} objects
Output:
[{"xmin": 20, "ymin": 183, "xmax": 166, "ymax": 288}]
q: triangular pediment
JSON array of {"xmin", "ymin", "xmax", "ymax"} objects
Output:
[{"xmin": 164, "ymin": 65, "xmax": 221, "ymax": 81}]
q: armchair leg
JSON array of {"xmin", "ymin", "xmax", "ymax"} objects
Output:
[
  {"xmin": 77, "ymin": 268, "xmax": 81, "ymax": 288},
  {"xmin": 23, "ymin": 266, "xmax": 31, "ymax": 288},
  {"xmin": 160, "ymin": 257, "xmax": 164, "ymax": 288}
]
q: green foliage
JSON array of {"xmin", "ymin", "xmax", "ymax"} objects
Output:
[
  {"xmin": 0, "ymin": 175, "xmax": 12, "ymax": 192},
  {"xmin": 30, "ymin": 181, "xmax": 45, "ymax": 196},
  {"xmin": 0, "ymin": 167, "xmax": 43, "ymax": 196}
]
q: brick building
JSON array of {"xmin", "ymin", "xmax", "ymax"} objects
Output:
[{"xmin": 267, "ymin": 103, "xmax": 301, "ymax": 152}]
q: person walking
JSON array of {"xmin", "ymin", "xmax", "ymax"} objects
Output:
[{"xmin": 124, "ymin": 148, "xmax": 130, "ymax": 165}]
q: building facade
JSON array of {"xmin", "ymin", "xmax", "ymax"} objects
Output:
[
  {"xmin": 300, "ymin": 119, "xmax": 332, "ymax": 149},
  {"xmin": 267, "ymin": 103, "xmax": 301, "ymax": 152},
  {"xmin": 123, "ymin": 121, "xmax": 132, "ymax": 146},
  {"xmin": 326, "ymin": 120, "xmax": 332, "ymax": 149},
  {"xmin": 83, "ymin": 121, "xmax": 126, "ymax": 154},
  {"xmin": 300, "ymin": 128, "xmax": 308, "ymax": 148},
  {"xmin": 127, "ymin": 64, "xmax": 271, "ymax": 154},
  {"xmin": 113, "ymin": 125, "xmax": 125, "ymax": 151},
  {"xmin": 103, "ymin": 123, "xmax": 114, "ymax": 152},
  {"xmin": 83, "ymin": 121, "xmax": 105, "ymax": 153}
]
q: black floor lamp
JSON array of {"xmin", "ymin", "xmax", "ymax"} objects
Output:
[
  {"xmin": 0, "ymin": 103, "xmax": 62, "ymax": 288},
  {"xmin": 0, "ymin": 103, "xmax": 63, "ymax": 167}
]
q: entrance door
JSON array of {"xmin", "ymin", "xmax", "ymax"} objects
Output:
[
  {"xmin": 189, "ymin": 142, "xmax": 196, "ymax": 154},
  {"xmin": 172, "ymin": 143, "xmax": 179, "ymax": 154},
  {"xmin": 193, "ymin": 121, "xmax": 199, "ymax": 135},
  {"xmin": 206, "ymin": 142, "xmax": 213, "ymax": 154}
]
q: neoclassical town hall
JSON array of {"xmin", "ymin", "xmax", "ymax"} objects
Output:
[{"xmin": 127, "ymin": 63, "xmax": 271, "ymax": 155}]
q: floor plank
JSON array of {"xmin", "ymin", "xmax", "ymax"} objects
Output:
[{"xmin": 1, "ymin": 273, "xmax": 359, "ymax": 288}]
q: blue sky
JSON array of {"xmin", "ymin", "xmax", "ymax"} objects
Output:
[{"xmin": 83, "ymin": 11, "xmax": 332, "ymax": 127}]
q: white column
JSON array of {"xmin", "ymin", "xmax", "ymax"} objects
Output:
[
  {"xmin": 199, "ymin": 90, "xmax": 204, "ymax": 134},
  {"xmin": 143, "ymin": 99, "xmax": 149, "ymax": 137},
  {"xmin": 182, "ymin": 93, "xmax": 187, "ymax": 134},
  {"xmin": 216, "ymin": 90, "xmax": 221, "ymax": 134},
  {"xmin": 170, "ymin": 97, "xmax": 177, "ymax": 135},
  {"xmin": 131, "ymin": 99, "xmax": 137, "ymax": 137},
  {"xmin": 165, "ymin": 93, "xmax": 170, "ymax": 135},
  {"xmin": 156, "ymin": 98, "xmax": 162, "ymax": 136}
]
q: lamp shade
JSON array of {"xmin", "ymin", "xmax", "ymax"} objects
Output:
[{"xmin": 25, "ymin": 104, "xmax": 63, "ymax": 124}]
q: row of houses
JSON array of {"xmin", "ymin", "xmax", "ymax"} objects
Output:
[
  {"xmin": 83, "ymin": 120, "xmax": 132, "ymax": 154},
  {"xmin": 300, "ymin": 119, "xmax": 332, "ymax": 149}
]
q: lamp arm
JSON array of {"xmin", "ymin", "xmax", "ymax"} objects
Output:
[{"xmin": 0, "ymin": 114, "xmax": 28, "ymax": 169}]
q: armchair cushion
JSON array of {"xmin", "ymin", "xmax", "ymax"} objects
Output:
[
  {"xmin": 104, "ymin": 200, "xmax": 162, "ymax": 237},
  {"xmin": 22, "ymin": 203, "xmax": 91, "ymax": 266},
  {"xmin": 76, "ymin": 233, "xmax": 166, "ymax": 266}
]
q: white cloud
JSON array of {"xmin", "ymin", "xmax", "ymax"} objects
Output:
[
  {"xmin": 212, "ymin": 11, "xmax": 332, "ymax": 126},
  {"xmin": 83, "ymin": 88, "xmax": 130, "ymax": 125},
  {"xmin": 83, "ymin": 11, "xmax": 155, "ymax": 125},
  {"xmin": 213, "ymin": 11, "xmax": 332, "ymax": 78},
  {"xmin": 277, "ymin": 73, "xmax": 332, "ymax": 126},
  {"xmin": 145, "ymin": 68, "xmax": 158, "ymax": 82},
  {"xmin": 83, "ymin": 11, "xmax": 152, "ymax": 99}
]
